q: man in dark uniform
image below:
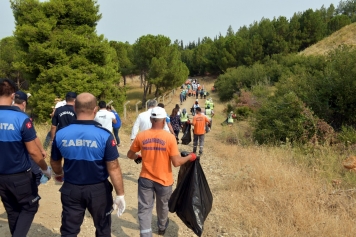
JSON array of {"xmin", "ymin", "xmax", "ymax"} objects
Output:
[
  {"xmin": 50, "ymin": 92, "xmax": 126, "ymax": 236},
  {"xmin": 0, "ymin": 79, "xmax": 52, "ymax": 237},
  {"xmin": 50, "ymin": 91, "xmax": 77, "ymax": 142}
]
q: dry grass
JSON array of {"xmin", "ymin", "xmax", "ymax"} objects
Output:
[
  {"xmin": 300, "ymin": 23, "xmax": 356, "ymax": 56},
  {"xmin": 203, "ymin": 141, "xmax": 356, "ymax": 236}
]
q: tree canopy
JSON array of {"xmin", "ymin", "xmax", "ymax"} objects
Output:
[
  {"xmin": 10, "ymin": 0, "xmax": 124, "ymax": 121},
  {"xmin": 132, "ymin": 34, "xmax": 189, "ymax": 104}
]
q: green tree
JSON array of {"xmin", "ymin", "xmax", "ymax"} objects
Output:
[
  {"xmin": 0, "ymin": 36, "xmax": 26, "ymax": 88},
  {"xmin": 271, "ymin": 16, "xmax": 290, "ymax": 54},
  {"xmin": 110, "ymin": 41, "xmax": 135, "ymax": 86},
  {"xmin": 298, "ymin": 9, "xmax": 327, "ymax": 50},
  {"xmin": 337, "ymin": 0, "xmax": 356, "ymax": 21},
  {"xmin": 11, "ymin": 0, "xmax": 125, "ymax": 121},
  {"xmin": 133, "ymin": 34, "xmax": 188, "ymax": 104},
  {"xmin": 288, "ymin": 13, "xmax": 302, "ymax": 52},
  {"xmin": 191, "ymin": 37, "xmax": 213, "ymax": 75},
  {"xmin": 327, "ymin": 14, "xmax": 351, "ymax": 33}
]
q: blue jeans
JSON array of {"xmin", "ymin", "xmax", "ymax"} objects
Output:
[{"xmin": 113, "ymin": 127, "xmax": 120, "ymax": 145}]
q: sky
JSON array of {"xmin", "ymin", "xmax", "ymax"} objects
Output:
[{"xmin": 0, "ymin": 0, "xmax": 340, "ymax": 45}]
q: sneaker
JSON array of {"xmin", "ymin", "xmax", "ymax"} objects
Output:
[
  {"xmin": 158, "ymin": 229, "xmax": 166, "ymax": 235},
  {"xmin": 199, "ymin": 151, "xmax": 203, "ymax": 155},
  {"xmin": 158, "ymin": 218, "xmax": 169, "ymax": 235}
]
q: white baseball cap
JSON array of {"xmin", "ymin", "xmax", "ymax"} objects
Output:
[{"xmin": 151, "ymin": 107, "xmax": 167, "ymax": 119}]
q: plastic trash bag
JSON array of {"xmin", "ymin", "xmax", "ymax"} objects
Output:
[
  {"xmin": 181, "ymin": 123, "xmax": 192, "ymax": 145},
  {"xmin": 169, "ymin": 157, "xmax": 213, "ymax": 237}
]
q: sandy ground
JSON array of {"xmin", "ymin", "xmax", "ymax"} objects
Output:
[{"xmin": 0, "ymin": 79, "xmax": 225, "ymax": 236}]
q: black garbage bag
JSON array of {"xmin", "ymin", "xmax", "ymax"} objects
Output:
[
  {"xmin": 181, "ymin": 123, "xmax": 192, "ymax": 145},
  {"xmin": 169, "ymin": 158, "xmax": 213, "ymax": 237}
]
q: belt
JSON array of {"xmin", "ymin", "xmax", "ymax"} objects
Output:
[{"xmin": 0, "ymin": 168, "xmax": 31, "ymax": 176}]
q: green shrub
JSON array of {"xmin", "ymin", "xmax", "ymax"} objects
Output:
[
  {"xmin": 234, "ymin": 106, "xmax": 253, "ymax": 120},
  {"xmin": 337, "ymin": 125, "xmax": 356, "ymax": 146},
  {"xmin": 253, "ymin": 92, "xmax": 318, "ymax": 144}
]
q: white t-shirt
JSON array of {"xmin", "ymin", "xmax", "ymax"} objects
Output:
[
  {"xmin": 130, "ymin": 108, "xmax": 170, "ymax": 140},
  {"xmin": 94, "ymin": 109, "xmax": 116, "ymax": 131},
  {"xmin": 55, "ymin": 100, "xmax": 66, "ymax": 108}
]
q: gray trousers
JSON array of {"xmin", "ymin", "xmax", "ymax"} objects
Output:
[
  {"xmin": 138, "ymin": 177, "xmax": 172, "ymax": 237},
  {"xmin": 193, "ymin": 134, "xmax": 205, "ymax": 153}
]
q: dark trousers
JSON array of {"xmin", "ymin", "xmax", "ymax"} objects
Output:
[
  {"xmin": 59, "ymin": 180, "xmax": 114, "ymax": 237},
  {"xmin": 174, "ymin": 129, "xmax": 179, "ymax": 143},
  {"xmin": 0, "ymin": 170, "xmax": 40, "ymax": 237},
  {"xmin": 181, "ymin": 122, "xmax": 188, "ymax": 134},
  {"xmin": 113, "ymin": 127, "xmax": 120, "ymax": 145}
]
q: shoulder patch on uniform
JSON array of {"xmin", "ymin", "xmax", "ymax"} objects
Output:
[
  {"xmin": 111, "ymin": 139, "xmax": 116, "ymax": 146},
  {"xmin": 26, "ymin": 121, "xmax": 32, "ymax": 129}
]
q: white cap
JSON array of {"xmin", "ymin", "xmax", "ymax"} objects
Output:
[{"xmin": 151, "ymin": 107, "xmax": 167, "ymax": 119}]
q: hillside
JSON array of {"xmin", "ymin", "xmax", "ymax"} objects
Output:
[{"xmin": 300, "ymin": 22, "xmax": 356, "ymax": 56}]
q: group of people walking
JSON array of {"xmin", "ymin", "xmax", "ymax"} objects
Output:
[
  {"xmin": 180, "ymin": 79, "xmax": 208, "ymax": 105},
  {"xmin": 0, "ymin": 77, "xmax": 233, "ymax": 237},
  {"xmin": 0, "ymin": 79, "xmax": 127, "ymax": 237}
]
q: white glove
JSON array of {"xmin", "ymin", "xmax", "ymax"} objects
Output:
[
  {"xmin": 113, "ymin": 195, "xmax": 125, "ymax": 217},
  {"xmin": 41, "ymin": 166, "xmax": 52, "ymax": 180}
]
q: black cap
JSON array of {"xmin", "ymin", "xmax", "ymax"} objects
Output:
[
  {"xmin": 66, "ymin": 92, "xmax": 77, "ymax": 99},
  {"xmin": 15, "ymin": 91, "xmax": 28, "ymax": 102}
]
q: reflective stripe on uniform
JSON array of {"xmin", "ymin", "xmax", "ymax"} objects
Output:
[{"xmin": 140, "ymin": 228, "xmax": 152, "ymax": 234}]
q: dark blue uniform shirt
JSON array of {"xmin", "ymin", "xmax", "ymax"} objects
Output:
[
  {"xmin": 51, "ymin": 120, "xmax": 119, "ymax": 185},
  {"xmin": 0, "ymin": 106, "xmax": 37, "ymax": 174},
  {"xmin": 52, "ymin": 105, "xmax": 76, "ymax": 130}
]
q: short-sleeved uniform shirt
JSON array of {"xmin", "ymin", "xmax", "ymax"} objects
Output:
[
  {"xmin": 94, "ymin": 110, "xmax": 116, "ymax": 131},
  {"xmin": 51, "ymin": 120, "xmax": 119, "ymax": 185},
  {"xmin": 130, "ymin": 129, "xmax": 179, "ymax": 186},
  {"xmin": 193, "ymin": 113, "xmax": 210, "ymax": 135},
  {"xmin": 52, "ymin": 105, "xmax": 76, "ymax": 130},
  {"xmin": 0, "ymin": 106, "xmax": 37, "ymax": 174}
]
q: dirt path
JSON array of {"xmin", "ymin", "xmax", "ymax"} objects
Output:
[{"xmin": 0, "ymin": 78, "xmax": 225, "ymax": 237}]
